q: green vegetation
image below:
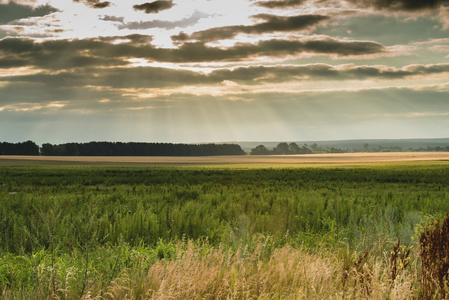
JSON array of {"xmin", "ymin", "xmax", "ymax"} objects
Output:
[{"xmin": 1, "ymin": 165, "xmax": 449, "ymax": 298}]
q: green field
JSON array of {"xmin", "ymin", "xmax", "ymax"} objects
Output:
[{"xmin": 1, "ymin": 164, "xmax": 449, "ymax": 298}]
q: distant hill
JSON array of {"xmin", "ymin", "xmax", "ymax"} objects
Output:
[{"xmin": 238, "ymin": 138, "xmax": 449, "ymax": 152}]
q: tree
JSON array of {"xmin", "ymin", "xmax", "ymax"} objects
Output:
[
  {"xmin": 22, "ymin": 140, "xmax": 40, "ymax": 155},
  {"xmin": 0, "ymin": 141, "xmax": 39, "ymax": 155},
  {"xmin": 250, "ymin": 145, "xmax": 270, "ymax": 155},
  {"xmin": 299, "ymin": 145, "xmax": 312, "ymax": 154},
  {"xmin": 288, "ymin": 142, "xmax": 301, "ymax": 154},
  {"xmin": 272, "ymin": 142, "xmax": 290, "ymax": 155}
]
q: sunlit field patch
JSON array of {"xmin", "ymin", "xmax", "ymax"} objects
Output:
[{"xmin": 1, "ymin": 152, "xmax": 449, "ymax": 168}]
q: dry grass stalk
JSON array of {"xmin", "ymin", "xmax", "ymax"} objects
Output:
[
  {"xmin": 342, "ymin": 249, "xmax": 372, "ymax": 299},
  {"xmin": 101, "ymin": 241, "xmax": 417, "ymax": 299},
  {"xmin": 419, "ymin": 214, "xmax": 449, "ymax": 299},
  {"xmin": 104, "ymin": 241, "xmax": 340, "ymax": 299},
  {"xmin": 390, "ymin": 239, "xmax": 411, "ymax": 285}
]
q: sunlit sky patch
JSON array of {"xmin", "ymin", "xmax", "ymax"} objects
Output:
[{"xmin": 1, "ymin": 0, "xmax": 449, "ymax": 144}]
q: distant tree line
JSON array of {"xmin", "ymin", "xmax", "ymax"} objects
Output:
[
  {"xmin": 251, "ymin": 142, "xmax": 313, "ymax": 155},
  {"xmin": 250, "ymin": 142, "xmax": 449, "ymax": 155},
  {"xmin": 358, "ymin": 144, "xmax": 449, "ymax": 153},
  {"xmin": 0, "ymin": 141, "xmax": 39, "ymax": 155},
  {"xmin": 40, "ymin": 142, "xmax": 245, "ymax": 156},
  {"xmin": 414, "ymin": 146, "xmax": 449, "ymax": 152},
  {"xmin": 250, "ymin": 142, "xmax": 345, "ymax": 155},
  {"xmin": 2, "ymin": 141, "xmax": 449, "ymax": 156}
]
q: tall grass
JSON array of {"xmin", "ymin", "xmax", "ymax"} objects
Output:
[{"xmin": 2, "ymin": 239, "xmax": 419, "ymax": 299}]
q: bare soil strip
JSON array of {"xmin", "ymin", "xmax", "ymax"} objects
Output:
[{"xmin": 1, "ymin": 152, "xmax": 449, "ymax": 165}]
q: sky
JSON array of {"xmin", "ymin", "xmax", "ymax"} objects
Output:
[{"xmin": 1, "ymin": 0, "xmax": 449, "ymax": 144}]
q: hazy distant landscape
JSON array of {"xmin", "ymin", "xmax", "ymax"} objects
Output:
[{"xmin": 239, "ymin": 138, "xmax": 449, "ymax": 152}]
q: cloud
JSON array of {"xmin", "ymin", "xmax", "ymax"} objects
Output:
[
  {"xmin": 100, "ymin": 15, "xmax": 124, "ymax": 23},
  {"xmin": 133, "ymin": 0, "xmax": 175, "ymax": 14},
  {"xmin": 73, "ymin": 0, "xmax": 111, "ymax": 9},
  {"xmin": 92, "ymin": 2, "xmax": 111, "ymax": 9},
  {"xmin": 0, "ymin": 67, "xmax": 208, "ymax": 91},
  {"xmin": 438, "ymin": 5, "xmax": 449, "ymax": 29},
  {"xmin": 156, "ymin": 38, "xmax": 385, "ymax": 62},
  {"xmin": 346, "ymin": 0, "xmax": 445, "ymax": 11},
  {"xmin": 429, "ymin": 44, "xmax": 449, "ymax": 53},
  {"xmin": 0, "ymin": 37, "xmax": 129, "ymax": 69},
  {"xmin": 0, "ymin": 35, "xmax": 386, "ymax": 69},
  {"xmin": 405, "ymin": 63, "xmax": 449, "ymax": 75},
  {"xmin": 172, "ymin": 14, "xmax": 329, "ymax": 43},
  {"xmin": 0, "ymin": 2, "xmax": 57, "ymax": 25},
  {"xmin": 253, "ymin": 0, "xmax": 305, "ymax": 9},
  {"xmin": 118, "ymin": 11, "xmax": 209, "ymax": 30},
  {"xmin": 0, "ymin": 57, "xmax": 28, "ymax": 68},
  {"xmin": 209, "ymin": 63, "xmax": 449, "ymax": 84},
  {"xmin": 5, "ymin": 62, "xmax": 447, "ymax": 99},
  {"xmin": 0, "ymin": 34, "xmax": 385, "ymax": 69}
]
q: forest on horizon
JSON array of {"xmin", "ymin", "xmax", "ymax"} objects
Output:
[{"xmin": 1, "ymin": 139, "xmax": 449, "ymax": 156}]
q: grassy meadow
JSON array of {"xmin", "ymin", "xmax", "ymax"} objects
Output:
[{"xmin": 1, "ymin": 162, "xmax": 449, "ymax": 298}]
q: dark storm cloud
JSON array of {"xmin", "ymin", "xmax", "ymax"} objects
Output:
[
  {"xmin": 133, "ymin": 1, "xmax": 175, "ymax": 14},
  {"xmin": 0, "ymin": 2, "xmax": 57, "ymax": 25},
  {"xmin": 253, "ymin": 0, "xmax": 305, "ymax": 9},
  {"xmin": 172, "ymin": 14, "xmax": 329, "ymax": 43},
  {"xmin": 0, "ymin": 35, "xmax": 385, "ymax": 69},
  {"xmin": 73, "ymin": 0, "xmax": 111, "ymax": 9},
  {"xmin": 346, "ymin": 0, "xmax": 445, "ymax": 11},
  {"xmin": 118, "ymin": 11, "xmax": 208, "ymax": 30}
]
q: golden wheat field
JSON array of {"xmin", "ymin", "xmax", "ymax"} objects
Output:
[{"xmin": 1, "ymin": 152, "xmax": 449, "ymax": 167}]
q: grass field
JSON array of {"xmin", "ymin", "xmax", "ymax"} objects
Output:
[{"xmin": 1, "ymin": 155, "xmax": 449, "ymax": 298}]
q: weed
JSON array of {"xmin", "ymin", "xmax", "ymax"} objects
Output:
[{"xmin": 419, "ymin": 213, "xmax": 449, "ymax": 299}]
